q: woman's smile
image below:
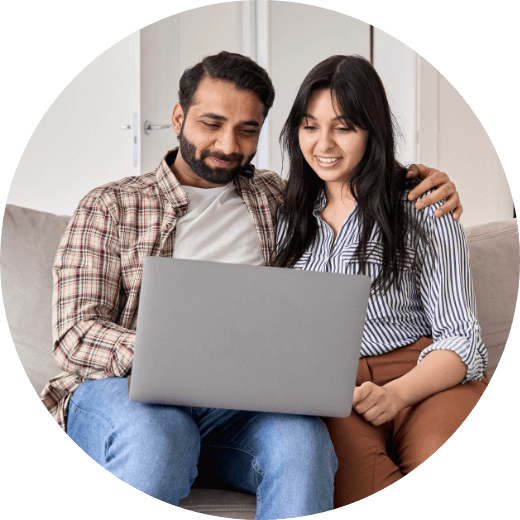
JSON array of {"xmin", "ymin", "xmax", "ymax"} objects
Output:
[{"xmin": 315, "ymin": 156, "xmax": 342, "ymax": 167}]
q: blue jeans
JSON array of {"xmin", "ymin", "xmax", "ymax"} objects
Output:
[{"xmin": 67, "ymin": 377, "xmax": 338, "ymax": 519}]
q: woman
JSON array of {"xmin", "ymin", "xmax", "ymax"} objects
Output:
[{"xmin": 274, "ymin": 55, "xmax": 488, "ymax": 507}]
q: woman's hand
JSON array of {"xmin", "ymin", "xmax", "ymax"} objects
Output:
[
  {"xmin": 406, "ymin": 164, "xmax": 463, "ymax": 220},
  {"xmin": 352, "ymin": 381, "xmax": 407, "ymax": 426},
  {"xmin": 353, "ymin": 350, "xmax": 468, "ymax": 427}
]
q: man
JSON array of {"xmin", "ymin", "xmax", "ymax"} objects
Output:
[{"xmin": 41, "ymin": 51, "xmax": 462, "ymax": 518}]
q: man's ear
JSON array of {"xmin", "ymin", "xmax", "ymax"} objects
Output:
[{"xmin": 172, "ymin": 102, "xmax": 184, "ymax": 135}]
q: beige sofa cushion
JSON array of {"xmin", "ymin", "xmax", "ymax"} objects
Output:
[
  {"xmin": 465, "ymin": 218, "xmax": 519, "ymax": 379},
  {"xmin": 1, "ymin": 204, "xmax": 71, "ymax": 393},
  {"xmin": 178, "ymin": 488, "xmax": 255, "ymax": 518}
]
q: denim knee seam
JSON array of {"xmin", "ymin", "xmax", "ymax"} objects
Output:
[{"xmin": 251, "ymin": 456, "xmax": 264, "ymax": 477}]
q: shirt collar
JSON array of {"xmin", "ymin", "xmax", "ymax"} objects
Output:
[
  {"xmin": 156, "ymin": 149, "xmax": 190, "ymax": 209},
  {"xmin": 312, "ymin": 188, "xmax": 327, "ymax": 216}
]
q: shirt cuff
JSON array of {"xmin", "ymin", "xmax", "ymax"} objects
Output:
[{"xmin": 417, "ymin": 336, "xmax": 486, "ymax": 383}]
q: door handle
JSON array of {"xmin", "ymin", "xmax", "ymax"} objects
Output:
[{"xmin": 144, "ymin": 120, "xmax": 173, "ymax": 135}]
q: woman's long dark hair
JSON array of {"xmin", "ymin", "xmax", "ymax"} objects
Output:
[{"xmin": 274, "ymin": 55, "xmax": 429, "ymax": 293}]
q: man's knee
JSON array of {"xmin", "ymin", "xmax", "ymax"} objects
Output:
[
  {"xmin": 68, "ymin": 378, "xmax": 201, "ymax": 504},
  {"xmin": 258, "ymin": 415, "xmax": 337, "ymax": 473}
]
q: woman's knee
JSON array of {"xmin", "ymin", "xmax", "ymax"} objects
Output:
[{"xmin": 395, "ymin": 382, "xmax": 487, "ymax": 473}]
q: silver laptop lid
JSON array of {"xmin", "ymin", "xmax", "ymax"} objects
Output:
[{"xmin": 129, "ymin": 257, "xmax": 371, "ymax": 417}]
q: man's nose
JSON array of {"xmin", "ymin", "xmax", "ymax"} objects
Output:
[{"xmin": 215, "ymin": 129, "xmax": 240, "ymax": 156}]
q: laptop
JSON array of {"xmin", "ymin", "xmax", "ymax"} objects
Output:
[{"xmin": 128, "ymin": 257, "xmax": 371, "ymax": 417}]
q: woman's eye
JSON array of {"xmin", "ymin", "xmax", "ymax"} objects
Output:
[
  {"xmin": 336, "ymin": 127, "xmax": 351, "ymax": 132},
  {"xmin": 303, "ymin": 125, "xmax": 317, "ymax": 131}
]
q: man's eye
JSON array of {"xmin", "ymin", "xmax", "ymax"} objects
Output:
[
  {"xmin": 242, "ymin": 129, "xmax": 259, "ymax": 135},
  {"xmin": 201, "ymin": 122, "xmax": 219, "ymax": 128}
]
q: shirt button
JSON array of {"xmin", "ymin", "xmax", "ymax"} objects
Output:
[
  {"xmin": 75, "ymin": 377, "xmax": 82, "ymax": 383},
  {"xmin": 166, "ymin": 223, "xmax": 173, "ymax": 229}
]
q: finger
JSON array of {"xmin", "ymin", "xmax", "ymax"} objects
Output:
[
  {"xmin": 354, "ymin": 398, "xmax": 377, "ymax": 416},
  {"xmin": 408, "ymin": 176, "xmax": 436, "ymax": 201},
  {"xmin": 409, "ymin": 171, "xmax": 452, "ymax": 201},
  {"xmin": 434, "ymin": 193, "xmax": 463, "ymax": 219},
  {"xmin": 407, "ymin": 163, "xmax": 433, "ymax": 180},
  {"xmin": 414, "ymin": 185, "xmax": 456, "ymax": 212},
  {"xmin": 352, "ymin": 381, "xmax": 374, "ymax": 405},
  {"xmin": 426, "ymin": 184, "xmax": 460, "ymax": 217},
  {"xmin": 362, "ymin": 405, "xmax": 385, "ymax": 425},
  {"xmin": 453, "ymin": 203, "xmax": 463, "ymax": 220},
  {"xmin": 370, "ymin": 411, "xmax": 390, "ymax": 427},
  {"xmin": 353, "ymin": 387, "xmax": 380, "ymax": 415},
  {"xmin": 406, "ymin": 164, "xmax": 420, "ymax": 178}
]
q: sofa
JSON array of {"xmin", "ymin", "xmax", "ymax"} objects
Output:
[{"xmin": 1, "ymin": 203, "xmax": 519, "ymax": 519}]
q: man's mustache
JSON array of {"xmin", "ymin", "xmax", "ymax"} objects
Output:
[{"xmin": 199, "ymin": 149, "xmax": 244, "ymax": 163}]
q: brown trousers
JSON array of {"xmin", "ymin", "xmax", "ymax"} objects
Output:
[{"xmin": 325, "ymin": 336, "xmax": 488, "ymax": 508}]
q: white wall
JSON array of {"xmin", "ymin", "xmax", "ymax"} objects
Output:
[
  {"xmin": 418, "ymin": 56, "xmax": 514, "ymax": 226},
  {"xmin": 7, "ymin": 33, "xmax": 139, "ymax": 216},
  {"xmin": 374, "ymin": 29, "xmax": 514, "ymax": 227}
]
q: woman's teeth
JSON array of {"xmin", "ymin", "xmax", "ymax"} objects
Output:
[{"xmin": 316, "ymin": 157, "xmax": 340, "ymax": 165}]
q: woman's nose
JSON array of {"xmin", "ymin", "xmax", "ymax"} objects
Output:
[{"xmin": 316, "ymin": 131, "xmax": 334, "ymax": 151}]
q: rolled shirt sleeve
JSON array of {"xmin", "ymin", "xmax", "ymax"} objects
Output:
[{"xmin": 417, "ymin": 204, "xmax": 488, "ymax": 382}]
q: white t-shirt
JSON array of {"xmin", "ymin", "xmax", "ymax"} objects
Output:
[{"xmin": 172, "ymin": 182, "xmax": 265, "ymax": 266}]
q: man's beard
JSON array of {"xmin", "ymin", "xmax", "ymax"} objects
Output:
[{"xmin": 178, "ymin": 130, "xmax": 256, "ymax": 185}]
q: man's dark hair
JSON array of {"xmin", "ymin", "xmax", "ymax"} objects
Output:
[{"xmin": 178, "ymin": 51, "xmax": 275, "ymax": 119}]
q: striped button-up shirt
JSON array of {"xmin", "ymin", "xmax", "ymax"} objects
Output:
[
  {"xmin": 291, "ymin": 191, "xmax": 487, "ymax": 383},
  {"xmin": 40, "ymin": 149, "xmax": 286, "ymax": 431}
]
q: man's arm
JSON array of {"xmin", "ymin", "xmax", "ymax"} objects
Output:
[
  {"xmin": 52, "ymin": 193, "xmax": 135, "ymax": 380},
  {"xmin": 406, "ymin": 164, "xmax": 463, "ymax": 220}
]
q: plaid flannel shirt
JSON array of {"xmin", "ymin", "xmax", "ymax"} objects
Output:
[{"xmin": 40, "ymin": 149, "xmax": 286, "ymax": 431}]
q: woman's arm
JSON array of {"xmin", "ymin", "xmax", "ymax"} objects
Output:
[
  {"xmin": 352, "ymin": 349, "xmax": 466, "ymax": 426},
  {"xmin": 353, "ymin": 202, "xmax": 487, "ymax": 427}
]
